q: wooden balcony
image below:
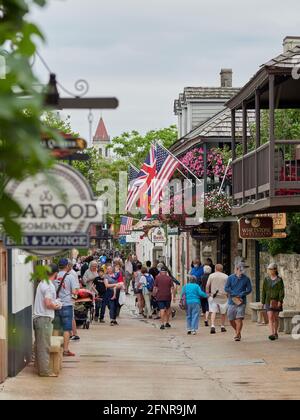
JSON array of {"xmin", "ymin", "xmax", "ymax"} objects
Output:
[
  {"xmin": 226, "ymin": 43, "xmax": 300, "ymax": 215},
  {"xmin": 232, "ymin": 140, "xmax": 300, "ymax": 215}
]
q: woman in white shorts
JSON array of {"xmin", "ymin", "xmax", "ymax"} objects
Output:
[{"xmin": 206, "ymin": 264, "xmax": 228, "ymax": 334}]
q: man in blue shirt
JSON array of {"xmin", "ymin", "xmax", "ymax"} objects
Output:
[
  {"xmin": 190, "ymin": 258, "xmax": 204, "ymax": 284},
  {"xmin": 225, "ymin": 263, "xmax": 252, "ymax": 342}
]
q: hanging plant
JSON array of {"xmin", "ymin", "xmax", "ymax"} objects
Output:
[
  {"xmin": 180, "ymin": 147, "xmax": 232, "ymax": 180},
  {"xmin": 204, "ymin": 190, "xmax": 232, "ymax": 219}
]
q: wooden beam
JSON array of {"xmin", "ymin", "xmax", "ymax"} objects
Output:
[
  {"xmin": 269, "ymin": 74, "xmax": 275, "ymax": 198},
  {"xmin": 255, "ymin": 90, "xmax": 261, "ymax": 199}
]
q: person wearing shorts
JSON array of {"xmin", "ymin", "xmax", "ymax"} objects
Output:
[
  {"xmin": 262, "ymin": 263, "xmax": 285, "ymax": 341},
  {"xmin": 206, "ymin": 264, "xmax": 228, "ymax": 334},
  {"xmin": 225, "ymin": 263, "xmax": 252, "ymax": 342},
  {"xmin": 53, "ymin": 258, "xmax": 78, "ymax": 356},
  {"xmin": 154, "ymin": 267, "xmax": 174, "ymax": 330}
]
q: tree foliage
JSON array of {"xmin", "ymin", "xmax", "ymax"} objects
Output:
[
  {"xmin": 0, "ymin": 0, "xmax": 53, "ymax": 240},
  {"xmin": 108, "ymin": 125, "xmax": 178, "ymax": 167}
]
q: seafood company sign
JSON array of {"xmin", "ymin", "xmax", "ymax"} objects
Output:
[{"xmin": 5, "ymin": 163, "xmax": 103, "ymax": 255}]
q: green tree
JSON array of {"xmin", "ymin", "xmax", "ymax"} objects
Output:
[
  {"xmin": 0, "ymin": 0, "xmax": 54, "ymax": 240},
  {"xmin": 108, "ymin": 125, "xmax": 178, "ymax": 167}
]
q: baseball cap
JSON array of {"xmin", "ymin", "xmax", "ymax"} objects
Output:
[
  {"xmin": 267, "ymin": 263, "xmax": 278, "ymax": 270},
  {"xmin": 58, "ymin": 258, "xmax": 69, "ymax": 267},
  {"xmin": 48, "ymin": 263, "xmax": 59, "ymax": 276}
]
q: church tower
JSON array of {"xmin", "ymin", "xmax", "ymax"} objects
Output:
[{"xmin": 92, "ymin": 116, "xmax": 111, "ymax": 158}]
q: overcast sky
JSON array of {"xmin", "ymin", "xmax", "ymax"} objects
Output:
[{"xmin": 31, "ymin": 0, "xmax": 300, "ymax": 142}]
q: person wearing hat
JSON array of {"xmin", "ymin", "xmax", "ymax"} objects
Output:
[
  {"xmin": 262, "ymin": 263, "xmax": 285, "ymax": 341},
  {"xmin": 153, "ymin": 266, "xmax": 174, "ymax": 329},
  {"xmin": 33, "ymin": 263, "xmax": 61, "ymax": 377},
  {"xmin": 53, "ymin": 258, "xmax": 79, "ymax": 357},
  {"xmin": 225, "ymin": 263, "xmax": 252, "ymax": 341}
]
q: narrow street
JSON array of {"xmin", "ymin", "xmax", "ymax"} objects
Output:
[{"xmin": 1, "ymin": 297, "xmax": 299, "ymax": 400}]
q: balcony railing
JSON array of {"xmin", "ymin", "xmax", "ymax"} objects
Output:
[{"xmin": 232, "ymin": 140, "xmax": 300, "ymax": 208}]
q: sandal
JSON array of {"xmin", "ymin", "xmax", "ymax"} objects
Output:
[{"xmin": 63, "ymin": 350, "xmax": 75, "ymax": 357}]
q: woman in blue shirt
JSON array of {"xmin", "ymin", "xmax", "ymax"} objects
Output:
[{"xmin": 181, "ymin": 276, "xmax": 208, "ymax": 335}]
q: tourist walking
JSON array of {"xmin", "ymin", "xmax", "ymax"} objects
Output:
[
  {"xmin": 225, "ymin": 263, "xmax": 252, "ymax": 342},
  {"xmin": 33, "ymin": 264, "xmax": 61, "ymax": 377},
  {"xmin": 134, "ymin": 263, "xmax": 145, "ymax": 316},
  {"xmin": 206, "ymin": 264, "xmax": 228, "ymax": 334},
  {"xmin": 82, "ymin": 260, "xmax": 99, "ymax": 291},
  {"xmin": 200, "ymin": 265, "xmax": 211, "ymax": 327},
  {"xmin": 53, "ymin": 258, "xmax": 79, "ymax": 356},
  {"xmin": 181, "ymin": 276, "xmax": 208, "ymax": 335},
  {"xmin": 190, "ymin": 258, "xmax": 204, "ymax": 283},
  {"xmin": 104, "ymin": 265, "xmax": 122, "ymax": 325},
  {"xmin": 138, "ymin": 267, "xmax": 154, "ymax": 319},
  {"xmin": 125, "ymin": 255, "xmax": 133, "ymax": 294},
  {"xmin": 206, "ymin": 258, "xmax": 215, "ymax": 274},
  {"xmin": 262, "ymin": 263, "xmax": 285, "ymax": 341},
  {"xmin": 93, "ymin": 267, "xmax": 107, "ymax": 322},
  {"xmin": 153, "ymin": 267, "xmax": 174, "ymax": 330}
]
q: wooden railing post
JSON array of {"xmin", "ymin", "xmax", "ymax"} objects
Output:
[
  {"xmin": 255, "ymin": 90, "xmax": 261, "ymax": 200},
  {"xmin": 242, "ymin": 101, "xmax": 247, "ymax": 203},
  {"xmin": 231, "ymin": 109, "xmax": 236, "ymax": 198},
  {"xmin": 269, "ymin": 74, "xmax": 275, "ymax": 198}
]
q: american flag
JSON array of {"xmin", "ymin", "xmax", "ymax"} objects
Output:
[
  {"xmin": 119, "ymin": 216, "xmax": 134, "ymax": 235},
  {"xmin": 151, "ymin": 143, "xmax": 180, "ymax": 206},
  {"xmin": 126, "ymin": 145, "xmax": 157, "ymax": 215}
]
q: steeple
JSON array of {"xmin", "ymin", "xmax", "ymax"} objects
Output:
[{"xmin": 93, "ymin": 117, "xmax": 110, "ymax": 142}]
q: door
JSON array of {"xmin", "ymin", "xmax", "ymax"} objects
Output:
[{"xmin": 0, "ymin": 243, "xmax": 8, "ymax": 383}]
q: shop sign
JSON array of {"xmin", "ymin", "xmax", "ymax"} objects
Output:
[
  {"xmin": 191, "ymin": 224, "xmax": 219, "ymax": 240},
  {"xmin": 239, "ymin": 217, "xmax": 273, "ymax": 239},
  {"xmin": 125, "ymin": 232, "xmax": 141, "ymax": 243},
  {"xmin": 167, "ymin": 227, "xmax": 179, "ymax": 236},
  {"xmin": 149, "ymin": 227, "xmax": 167, "ymax": 243},
  {"xmin": 4, "ymin": 163, "xmax": 103, "ymax": 255},
  {"xmin": 41, "ymin": 133, "xmax": 87, "ymax": 158},
  {"xmin": 5, "ymin": 234, "xmax": 89, "ymax": 249}
]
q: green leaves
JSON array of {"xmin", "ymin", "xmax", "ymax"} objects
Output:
[
  {"xmin": 25, "ymin": 255, "xmax": 52, "ymax": 283},
  {"xmin": 0, "ymin": 0, "xmax": 52, "ymax": 240},
  {"xmin": 108, "ymin": 125, "xmax": 178, "ymax": 167}
]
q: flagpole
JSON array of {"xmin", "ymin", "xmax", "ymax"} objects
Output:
[
  {"xmin": 155, "ymin": 141, "xmax": 203, "ymax": 184},
  {"xmin": 218, "ymin": 158, "xmax": 232, "ymax": 195}
]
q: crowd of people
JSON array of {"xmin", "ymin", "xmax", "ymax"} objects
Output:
[{"xmin": 32, "ymin": 250, "xmax": 285, "ymax": 377}]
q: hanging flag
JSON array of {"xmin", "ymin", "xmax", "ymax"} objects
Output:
[
  {"xmin": 125, "ymin": 165, "xmax": 141, "ymax": 212},
  {"xmin": 119, "ymin": 216, "xmax": 134, "ymax": 235},
  {"xmin": 126, "ymin": 145, "xmax": 157, "ymax": 214},
  {"xmin": 151, "ymin": 143, "xmax": 180, "ymax": 206}
]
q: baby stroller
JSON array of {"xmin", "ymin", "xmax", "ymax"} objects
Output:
[{"xmin": 74, "ymin": 289, "xmax": 94, "ymax": 329}]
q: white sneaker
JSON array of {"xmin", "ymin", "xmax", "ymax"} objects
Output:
[{"xmin": 192, "ymin": 331, "xmax": 196, "ymax": 335}]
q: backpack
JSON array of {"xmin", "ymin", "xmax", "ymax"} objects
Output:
[{"xmin": 145, "ymin": 274, "xmax": 154, "ymax": 292}]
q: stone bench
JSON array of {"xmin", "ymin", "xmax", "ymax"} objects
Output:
[
  {"xmin": 279, "ymin": 310, "xmax": 300, "ymax": 334},
  {"xmin": 49, "ymin": 336, "xmax": 64, "ymax": 375},
  {"xmin": 249, "ymin": 302, "xmax": 268, "ymax": 324}
]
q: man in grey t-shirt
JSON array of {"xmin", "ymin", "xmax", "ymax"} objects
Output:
[
  {"xmin": 53, "ymin": 258, "xmax": 78, "ymax": 357},
  {"xmin": 33, "ymin": 264, "xmax": 61, "ymax": 377}
]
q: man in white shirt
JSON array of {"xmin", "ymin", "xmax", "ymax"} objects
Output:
[
  {"xmin": 33, "ymin": 263, "xmax": 61, "ymax": 377},
  {"xmin": 206, "ymin": 264, "xmax": 228, "ymax": 334},
  {"xmin": 53, "ymin": 258, "xmax": 78, "ymax": 356},
  {"xmin": 67, "ymin": 260, "xmax": 81, "ymax": 341}
]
